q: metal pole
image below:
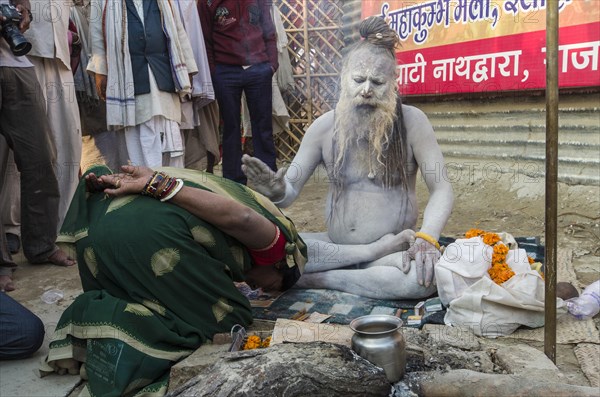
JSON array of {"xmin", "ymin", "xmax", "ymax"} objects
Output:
[{"xmin": 544, "ymin": 0, "xmax": 559, "ymax": 363}]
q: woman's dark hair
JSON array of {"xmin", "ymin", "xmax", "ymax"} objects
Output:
[{"xmin": 279, "ymin": 263, "xmax": 302, "ymax": 291}]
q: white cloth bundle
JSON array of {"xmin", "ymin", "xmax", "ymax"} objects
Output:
[{"xmin": 435, "ymin": 236, "xmax": 565, "ymax": 337}]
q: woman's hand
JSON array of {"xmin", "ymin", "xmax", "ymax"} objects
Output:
[
  {"xmin": 85, "ymin": 172, "xmax": 113, "ymax": 193},
  {"xmin": 97, "ymin": 165, "xmax": 155, "ymax": 197}
]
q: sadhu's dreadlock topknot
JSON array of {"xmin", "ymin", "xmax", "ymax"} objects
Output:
[{"xmin": 358, "ymin": 16, "xmax": 400, "ymax": 55}]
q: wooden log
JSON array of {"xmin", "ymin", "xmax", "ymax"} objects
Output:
[
  {"xmin": 407, "ymin": 369, "xmax": 599, "ymax": 397},
  {"xmin": 166, "ymin": 342, "xmax": 390, "ymax": 397}
]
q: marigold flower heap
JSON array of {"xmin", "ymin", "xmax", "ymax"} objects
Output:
[
  {"xmin": 242, "ymin": 334, "xmax": 271, "ymax": 350},
  {"xmin": 242, "ymin": 335, "xmax": 262, "ymax": 350},
  {"xmin": 465, "ymin": 229, "xmax": 514, "ymax": 284}
]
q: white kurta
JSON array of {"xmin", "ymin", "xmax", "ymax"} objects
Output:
[
  {"xmin": 70, "ymin": 3, "xmax": 98, "ymax": 101},
  {"xmin": 23, "ymin": 0, "xmax": 82, "ymax": 229},
  {"xmin": 174, "ymin": 0, "xmax": 220, "ymax": 169},
  {"xmin": 177, "ymin": 0, "xmax": 215, "ymax": 130},
  {"xmin": 174, "ymin": 0, "xmax": 214, "ymax": 106},
  {"xmin": 86, "ymin": 0, "xmax": 197, "ymax": 168}
]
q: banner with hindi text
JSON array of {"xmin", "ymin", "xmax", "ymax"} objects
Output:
[{"xmin": 362, "ymin": 0, "xmax": 600, "ymax": 95}]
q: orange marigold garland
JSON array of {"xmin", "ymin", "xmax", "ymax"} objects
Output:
[
  {"xmin": 489, "ymin": 243, "xmax": 515, "ymax": 284},
  {"xmin": 465, "ymin": 229, "xmax": 515, "ymax": 285},
  {"xmin": 482, "ymin": 232, "xmax": 501, "ymax": 246},
  {"xmin": 242, "ymin": 334, "xmax": 272, "ymax": 350},
  {"xmin": 260, "ymin": 336, "xmax": 272, "ymax": 348},
  {"xmin": 243, "ymin": 335, "xmax": 262, "ymax": 350},
  {"xmin": 465, "ymin": 228, "xmax": 485, "ymax": 239}
]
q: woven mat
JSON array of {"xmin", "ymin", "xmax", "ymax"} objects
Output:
[
  {"xmin": 509, "ymin": 315, "xmax": 599, "ymax": 344},
  {"xmin": 508, "ymin": 249, "xmax": 600, "ymax": 344},
  {"xmin": 555, "ymin": 248, "xmax": 582, "ymax": 290},
  {"xmin": 252, "ymin": 288, "xmax": 423, "ymax": 324},
  {"xmin": 574, "ymin": 343, "xmax": 600, "ymax": 388}
]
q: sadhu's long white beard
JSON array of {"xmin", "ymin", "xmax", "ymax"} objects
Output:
[{"xmin": 332, "ymin": 88, "xmax": 398, "ymax": 183}]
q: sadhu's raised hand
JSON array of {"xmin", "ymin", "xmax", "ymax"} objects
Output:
[{"xmin": 241, "ymin": 154, "xmax": 287, "ymax": 202}]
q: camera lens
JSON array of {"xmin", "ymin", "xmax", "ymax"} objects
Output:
[
  {"xmin": 2, "ymin": 23, "xmax": 32, "ymax": 56},
  {"xmin": 11, "ymin": 38, "xmax": 32, "ymax": 56}
]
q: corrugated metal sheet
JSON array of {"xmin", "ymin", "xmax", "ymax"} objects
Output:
[{"xmin": 410, "ymin": 93, "xmax": 600, "ymax": 186}]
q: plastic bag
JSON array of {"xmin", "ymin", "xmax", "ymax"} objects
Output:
[{"xmin": 566, "ymin": 280, "xmax": 600, "ymax": 320}]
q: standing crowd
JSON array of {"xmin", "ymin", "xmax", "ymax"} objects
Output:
[
  {"xmin": 1, "ymin": 0, "xmax": 298, "ymax": 382},
  {"xmin": 1, "ymin": 0, "xmax": 290, "ymax": 292}
]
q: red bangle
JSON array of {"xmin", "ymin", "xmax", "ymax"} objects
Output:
[{"xmin": 248, "ymin": 226, "xmax": 286, "ymax": 266}]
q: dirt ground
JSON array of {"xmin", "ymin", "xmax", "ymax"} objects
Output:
[{"xmin": 6, "ymin": 163, "xmax": 600, "ymax": 391}]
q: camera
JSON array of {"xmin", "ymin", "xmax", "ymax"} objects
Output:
[{"xmin": 0, "ymin": 3, "xmax": 32, "ymax": 56}]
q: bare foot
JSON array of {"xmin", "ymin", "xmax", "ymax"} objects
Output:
[
  {"xmin": 54, "ymin": 358, "xmax": 80, "ymax": 375},
  {"xmin": 0, "ymin": 274, "xmax": 15, "ymax": 292},
  {"xmin": 47, "ymin": 249, "xmax": 77, "ymax": 267}
]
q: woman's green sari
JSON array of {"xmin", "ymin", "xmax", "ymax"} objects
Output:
[{"xmin": 46, "ymin": 166, "xmax": 307, "ymax": 396}]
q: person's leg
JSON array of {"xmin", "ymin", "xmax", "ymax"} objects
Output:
[
  {"xmin": 158, "ymin": 116, "xmax": 185, "ymax": 167},
  {"xmin": 0, "ymin": 148, "xmax": 21, "ymax": 254},
  {"xmin": 0, "ymin": 138, "xmax": 17, "ymax": 291},
  {"xmin": 0, "ymin": 292, "xmax": 45, "ymax": 359},
  {"xmin": 213, "ymin": 64, "xmax": 245, "ymax": 184},
  {"xmin": 0, "ymin": 67, "xmax": 64, "ymax": 265},
  {"xmin": 184, "ymin": 101, "xmax": 221, "ymax": 173},
  {"xmin": 124, "ymin": 117, "xmax": 170, "ymax": 168},
  {"xmin": 294, "ymin": 264, "xmax": 437, "ymax": 300},
  {"xmin": 294, "ymin": 230, "xmax": 435, "ymax": 299},
  {"xmin": 202, "ymin": 101, "xmax": 222, "ymax": 173},
  {"xmin": 242, "ymin": 63, "xmax": 277, "ymax": 172},
  {"xmin": 29, "ymin": 57, "xmax": 82, "ymax": 230},
  {"xmin": 0, "ymin": 235, "xmax": 15, "ymax": 292}
]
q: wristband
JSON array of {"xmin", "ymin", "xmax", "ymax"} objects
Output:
[
  {"xmin": 160, "ymin": 178, "xmax": 184, "ymax": 202},
  {"xmin": 415, "ymin": 231, "xmax": 441, "ymax": 251}
]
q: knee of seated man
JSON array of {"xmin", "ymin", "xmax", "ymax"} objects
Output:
[
  {"xmin": 372, "ymin": 262, "xmax": 437, "ymax": 299},
  {"xmin": 0, "ymin": 311, "xmax": 45, "ymax": 360},
  {"xmin": 20, "ymin": 312, "xmax": 45, "ymax": 358}
]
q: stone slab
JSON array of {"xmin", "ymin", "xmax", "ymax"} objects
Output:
[
  {"xmin": 168, "ymin": 343, "xmax": 230, "ymax": 392},
  {"xmin": 0, "ymin": 347, "xmax": 80, "ymax": 397},
  {"xmin": 270, "ymin": 318, "xmax": 354, "ymax": 347},
  {"xmin": 492, "ymin": 344, "xmax": 565, "ymax": 383},
  {"xmin": 0, "ymin": 265, "xmax": 83, "ymax": 397},
  {"xmin": 422, "ymin": 324, "xmax": 482, "ymax": 351}
]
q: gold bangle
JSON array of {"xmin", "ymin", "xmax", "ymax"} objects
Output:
[{"xmin": 415, "ymin": 231, "xmax": 441, "ymax": 251}]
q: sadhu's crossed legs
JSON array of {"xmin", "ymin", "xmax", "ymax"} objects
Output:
[{"xmin": 295, "ymin": 230, "xmax": 437, "ymax": 300}]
